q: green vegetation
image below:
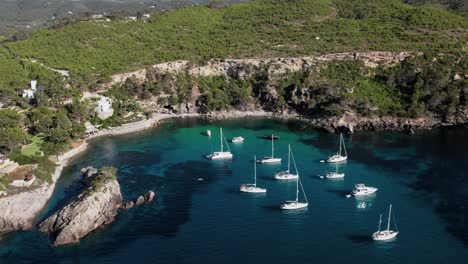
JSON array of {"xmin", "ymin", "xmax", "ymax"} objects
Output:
[
  {"xmin": 0, "ymin": 0, "xmax": 466, "ymax": 183},
  {"xmin": 90, "ymin": 167, "xmax": 117, "ymax": 190},
  {"xmin": 21, "ymin": 136, "xmax": 44, "ymax": 156},
  {"xmin": 1, "ymin": 0, "xmax": 465, "ymax": 83}
]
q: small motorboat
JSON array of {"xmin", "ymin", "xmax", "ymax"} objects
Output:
[
  {"xmin": 351, "ymin": 184, "xmax": 378, "ymax": 196},
  {"xmin": 206, "ymin": 130, "xmax": 212, "ymax": 136},
  {"xmin": 231, "ymin": 136, "xmax": 244, "ymax": 143}
]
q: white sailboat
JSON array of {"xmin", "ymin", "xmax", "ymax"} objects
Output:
[
  {"xmin": 327, "ymin": 133, "xmax": 347, "ymax": 163},
  {"xmin": 274, "ymin": 144, "xmax": 298, "ymax": 180},
  {"xmin": 280, "ymin": 151, "xmax": 308, "ymax": 210},
  {"xmin": 240, "ymin": 155, "xmax": 267, "ymax": 193},
  {"xmin": 351, "ymin": 183, "xmax": 378, "ymax": 196},
  {"xmin": 372, "ymin": 204, "xmax": 399, "ymax": 241},
  {"xmin": 206, "ymin": 128, "xmax": 233, "ymax": 160},
  {"xmin": 325, "ymin": 163, "xmax": 345, "ymax": 179},
  {"xmin": 259, "ymin": 134, "xmax": 281, "ymax": 163}
]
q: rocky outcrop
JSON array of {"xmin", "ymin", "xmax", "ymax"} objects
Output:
[
  {"xmin": 39, "ymin": 167, "xmax": 123, "ymax": 246},
  {"xmin": 108, "ymin": 51, "xmax": 411, "ymax": 86},
  {"xmin": 144, "ymin": 191, "xmax": 155, "ymax": 202},
  {"xmin": 0, "ymin": 183, "xmax": 55, "ymax": 232},
  {"xmin": 306, "ymin": 111, "xmax": 444, "ymax": 133}
]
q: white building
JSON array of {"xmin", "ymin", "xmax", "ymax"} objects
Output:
[
  {"xmin": 127, "ymin": 16, "xmax": 137, "ymax": 21},
  {"xmin": 143, "ymin": 14, "xmax": 151, "ymax": 19},
  {"xmin": 96, "ymin": 96, "xmax": 114, "ymax": 119},
  {"xmin": 22, "ymin": 80, "xmax": 37, "ymax": 99}
]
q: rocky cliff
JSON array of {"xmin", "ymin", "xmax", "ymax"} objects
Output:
[
  {"xmin": 0, "ymin": 183, "xmax": 55, "ymax": 232},
  {"xmin": 39, "ymin": 167, "xmax": 123, "ymax": 246},
  {"xmin": 109, "ymin": 51, "xmax": 412, "ymax": 86}
]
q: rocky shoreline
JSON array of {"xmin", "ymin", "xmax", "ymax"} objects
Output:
[
  {"xmin": 0, "ymin": 108, "xmax": 466, "ymax": 237},
  {"xmin": 39, "ymin": 167, "xmax": 123, "ymax": 246}
]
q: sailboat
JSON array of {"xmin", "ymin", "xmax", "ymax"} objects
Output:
[
  {"xmin": 325, "ymin": 163, "xmax": 345, "ymax": 179},
  {"xmin": 280, "ymin": 151, "xmax": 308, "ymax": 210},
  {"xmin": 327, "ymin": 133, "xmax": 347, "ymax": 163},
  {"xmin": 259, "ymin": 134, "xmax": 281, "ymax": 163},
  {"xmin": 372, "ymin": 204, "xmax": 399, "ymax": 241},
  {"xmin": 274, "ymin": 144, "xmax": 298, "ymax": 180},
  {"xmin": 206, "ymin": 128, "xmax": 233, "ymax": 160},
  {"xmin": 240, "ymin": 155, "xmax": 267, "ymax": 193}
]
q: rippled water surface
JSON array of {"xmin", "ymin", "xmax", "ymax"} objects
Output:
[{"xmin": 1, "ymin": 118, "xmax": 467, "ymax": 263}]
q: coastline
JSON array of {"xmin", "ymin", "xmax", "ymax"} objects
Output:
[
  {"xmin": 0, "ymin": 110, "xmax": 278, "ymax": 234},
  {"xmin": 0, "ymin": 109, "xmax": 465, "ymax": 234}
]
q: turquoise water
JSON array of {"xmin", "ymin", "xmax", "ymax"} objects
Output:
[{"xmin": 1, "ymin": 118, "xmax": 467, "ymax": 263}]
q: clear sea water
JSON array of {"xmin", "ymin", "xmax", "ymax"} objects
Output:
[{"xmin": 1, "ymin": 117, "xmax": 467, "ymax": 264}]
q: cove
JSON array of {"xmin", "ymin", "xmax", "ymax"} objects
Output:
[{"xmin": 0, "ymin": 117, "xmax": 467, "ymax": 264}]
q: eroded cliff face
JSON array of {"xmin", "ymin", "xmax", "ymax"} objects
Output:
[
  {"xmin": 108, "ymin": 51, "xmax": 412, "ymax": 86},
  {"xmin": 0, "ymin": 183, "xmax": 55, "ymax": 232},
  {"xmin": 39, "ymin": 168, "xmax": 123, "ymax": 246}
]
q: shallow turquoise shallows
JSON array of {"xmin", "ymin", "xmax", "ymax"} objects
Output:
[{"xmin": 1, "ymin": 118, "xmax": 467, "ymax": 264}]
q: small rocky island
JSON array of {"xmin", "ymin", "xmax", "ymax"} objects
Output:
[{"xmin": 39, "ymin": 167, "xmax": 123, "ymax": 246}]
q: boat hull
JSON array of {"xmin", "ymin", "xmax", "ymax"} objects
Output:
[
  {"xmin": 280, "ymin": 201, "xmax": 308, "ymax": 210},
  {"xmin": 207, "ymin": 152, "xmax": 233, "ymax": 160},
  {"xmin": 372, "ymin": 230, "xmax": 399, "ymax": 241},
  {"xmin": 325, "ymin": 172, "xmax": 345, "ymax": 179},
  {"xmin": 259, "ymin": 157, "xmax": 281, "ymax": 163},
  {"xmin": 327, "ymin": 155, "xmax": 347, "ymax": 163},
  {"xmin": 240, "ymin": 185, "xmax": 267, "ymax": 193},
  {"xmin": 274, "ymin": 171, "xmax": 298, "ymax": 180},
  {"xmin": 352, "ymin": 188, "xmax": 378, "ymax": 196},
  {"xmin": 231, "ymin": 137, "xmax": 244, "ymax": 143}
]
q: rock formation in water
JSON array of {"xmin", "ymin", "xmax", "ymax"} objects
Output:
[{"xmin": 39, "ymin": 167, "xmax": 123, "ymax": 246}]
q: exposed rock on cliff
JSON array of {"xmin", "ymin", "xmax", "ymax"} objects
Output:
[
  {"xmin": 39, "ymin": 167, "xmax": 122, "ymax": 246},
  {"xmin": 108, "ymin": 51, "xmax": 411, "ymax": 86},
  {"xmin": 0, "ymin": 183, "xmax": 55, "ymax": 232}
]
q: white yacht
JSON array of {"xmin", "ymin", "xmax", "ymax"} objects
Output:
[
  {"xmin": 231, "ymin": 136, "xmax": 244, "ymax": 143},
  {"xmin": 206, "ymin": 128, "xmax": 233, "ymax": 160},
  {"xmin": 259, "ymin": 134, "xmax": 281, "ymax": 163},
  {"xmin": 274, "ymin": 144, "xmax": 298, "ymax": 180},
  {"xmin": 325, "ymin": 163, "xmax": 345, "ymax": 179},
  {"xmin": 372, "ymin": 204, "xmax": 399, "ymax": 241},
  {"xmin": 280, "ymin": 151, "xmax": 308, "ymax": 210},
  {"xmin": 327, "ymin": 133, "xmax": 347, "ymax": 163},
  {"xmin": 240, "ymin": 155, "xmax": 266, "ymax": 193},
  {"xmin": 351, "ymin": 184, "xmax": 378, "ymax": 196}
]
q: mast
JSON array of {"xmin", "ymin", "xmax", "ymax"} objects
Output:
[
  {"xmin": 339, "ymin": 133, "xmax": 342, "ymax": 156},
  {"xmin": 342, "ymin": 134, "xmax": 347, "ymax": 157},
  {"xmin": 296, "ymin": 175, "xmax": 299, "ymax": 203},
  {"xmin": 287, "ymin": 144, "xmax": 291, "ymax": 172},
  {"xmin": 220, "ymin": 128, "xmax": 223, "ymax": 152},
  {"xmin": 387, "ymin": 204, "xmax": 392, "ymax": 231},
  {"xmin": 378, "ymin": 214, "xmax": 382, "ymax": 232},
  {"xmin": 254, "ymin": 155, "xmax": 257, "ymax": 186},
  {"xmin": 271, "ymin": 134, "xmax": 274, "ymax": 158}
]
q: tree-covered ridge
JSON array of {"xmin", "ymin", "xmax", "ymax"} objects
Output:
[{"xmin": 2, "ymin": 0, "xmax": 466, "ymax": 83}]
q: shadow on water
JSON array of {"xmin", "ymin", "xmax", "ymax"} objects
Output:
[
  {"xmin": 347, "ymin": 234, "xmax": 373, "ymax": 244},
  {"xmin": 401, "ymin": 127, "xmax": 468, "ymax": 245},
  {"xmin": 326, "ymin": 189, "xmax": 350, "ymax": 197},
  {"xmin": 261, "ymin": 204, "xmax": 281, "ymax": 212}
]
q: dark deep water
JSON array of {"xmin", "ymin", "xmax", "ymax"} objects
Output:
[{"xmin": 1, "ymin": 118, "xmax": 467, "ymax": 263}]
